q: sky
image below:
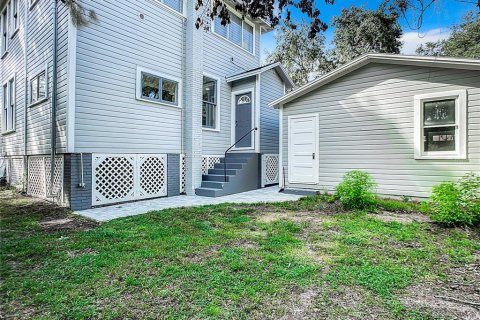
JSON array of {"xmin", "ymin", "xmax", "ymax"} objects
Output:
[{"xmin": 260, "ymin": 0, "xmax": 477, "ymax": 61}]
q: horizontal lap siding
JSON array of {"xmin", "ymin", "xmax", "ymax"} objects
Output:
[
  {"xmin": 74, "ymin": 0, "xmax": 184, "ymax": 154},
  {"xmin": 201, "ymin": 25, "xmax": 261, "ymax": 155},
  {"xmin": 282, "ymin": 63, "xmax": 480, "ymax": 198},
  {"xmin": 260, "ymin": 69, "xmax": 282, "ymax": 154}
]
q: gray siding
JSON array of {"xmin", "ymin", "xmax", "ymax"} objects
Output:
[
  {"xmin": 282, "ymin": 63, "xmax": 480, "ymax": 198},
  {"xmin": 74, "ymin": 0, "xmax": 184, "ymax": 154},
  {"xmin": 201, "ymin": 22, "xmax": 261, "ymax": 155},
  {"xmin": 260, "ymin": 69, "xmax": 283, "ymax": 154}
]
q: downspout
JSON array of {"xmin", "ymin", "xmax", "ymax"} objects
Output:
[
  {"xmin": 49, "ymin": 0, "xmax": 59, "ymax": 197},
  {"xmin": 23, "ymin": 0, "xmax": 29, "ymax": 193}
]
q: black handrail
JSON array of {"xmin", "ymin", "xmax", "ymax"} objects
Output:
[{"xmin": 224, "ymin": 127, "xmax": 258, "ymax": 182}]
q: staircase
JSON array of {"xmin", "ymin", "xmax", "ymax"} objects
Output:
[{"xmin": 195, "ymin": 153, "xmax": 260, "ymax": 197}]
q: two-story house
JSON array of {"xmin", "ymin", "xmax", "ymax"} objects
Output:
[{"xmin": 0, "ymin": 0, "xmax": 293, "ymax": 210}]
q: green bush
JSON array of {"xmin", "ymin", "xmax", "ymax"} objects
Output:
[
  {"xmin": 335, "ymin": 170, "xmax": 377, "ymax": 209},
  {"xmin": 429, "ymin": 173, "xmax": 480, "ymax": 226}
]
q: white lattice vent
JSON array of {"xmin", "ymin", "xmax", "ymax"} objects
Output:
[
  {"xmin": 180, "ymin": 154, "xmax": 186, "ymax": 193},
  {"xmin": 5, "ymin": 157, "xmax": 25, "ymax": 188},
  {"xmin": 262, "ymin": 154, "xmax": 279, "ymax": 187},
  {"xmin": 92, "ymin": 154, "xmax": 167, "ymax": 206},
  {"xmin": 201, "ymin": 155, "xmax": 222, "ymax": 175},
  {"xmin": 27, "ymin": 156, "xmax": 64, "ymax": 204}
]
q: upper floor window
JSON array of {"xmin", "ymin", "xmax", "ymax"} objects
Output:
[
  {"xmin": 10, "ymin": 0, "xmax": 18, "ymax": 35},
  {"xmin": 202, "ymin": 76, "xmax": 219, "ymax": 130},
  {"xmin": 2, "ymin": 76, "xmax": 15, "ymax": 133},
  {"xmin": 414, "ymin": 90, "xmax": 467, "ymax": 160},
  {"xmin": 1, "ymin": 7, "xmax": 8, "ymax": 56},
  {"xmin": 136, "ymin": 66, "xmax": 181, "ymax": 107},
  {"xmin": 30, "ymin": 69, "xmax": 47, "ymax": 105},
  {"xmin": 213, "ymin": 10, "xmax": 255, "ymax": 54},
  {"xmin": 158, "ymin": 0, "xmax": 183, "ymax": 14}
]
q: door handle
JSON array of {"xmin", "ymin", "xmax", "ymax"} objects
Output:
[{"xmin": 312, "ymin": 153, "xmax": 315, "ymax": 159}]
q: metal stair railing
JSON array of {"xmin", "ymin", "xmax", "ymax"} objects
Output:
[{"xmin": 223, "ymin": 127, "xmax": 258, "ymax": 182}]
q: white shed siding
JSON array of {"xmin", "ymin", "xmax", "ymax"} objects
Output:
[
  {"xmin": 74, "ymin": 0, "xmax": 184, "ymax": 154},
  {"xmin": 282, "ymin": 63, "xmax": 480, "ymax": 198},
  {"xmin": 260, "ymin": 69, "xmax": 283, "ymax": 154},
  {"xmin": 201, "ymin": 25, "xmax": 261, "ymax": 155}
]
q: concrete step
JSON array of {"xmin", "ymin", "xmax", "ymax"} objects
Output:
[
  {"xmin": 219, "ymin": 158, "xmax": 249, "ymax": 164},
  {"xmin": 201, "ymin": 181, "xmax": 225, "ymax": 189},
  {"xmin": 208, "ymin": 168, "xmax": 238, "ymax": 175},
  {"xmin": 195, "ymin": 187, "xmax": 224, "ymax": 197},
  {"xmin": 214, "ymin": 162, "xmax": 243, "ymax": 170},
  {"xmin": 202, "ymin": 174, "xmax": 232, "ymax": 182}
]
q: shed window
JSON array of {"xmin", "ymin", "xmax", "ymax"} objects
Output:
[
  {"xmin": 202, "ymin": 76, "xmax": 219, "ymax": 129},
  {"xmin": 136, "ymin": 67, "xmax": 180, "ymax": 107},
  {"xmin": 30, "ymin": 70, "xmax": 47, "ymax": 105},
  {"xmin": 414, "ymin": 90, "xmax": 467, "ymax": 159},
  {"xmin": 213, "ymin": 9, "xmax": 255, "ymax": 54},
  {"xmin": 2, "ymin": 76, "xmax": 15, "ymax": 133}
]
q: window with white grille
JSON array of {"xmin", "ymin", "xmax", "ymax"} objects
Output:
[
  {"xmin": 212, "ymin": 8, "xmax": 255, "ymax": 54},
  {"xmin": 2, "ymin": 75, "xmax": 15, "ymax": 133},
  {"xmin": 30, "ymin": 69, "xmax": 47, "ymax": 106},
  {"xmin": 136, "ymin": 66, "xmax": 181, "ymax": 108},
  {"xmin": 1, "ymin": 6, "xmax": 8, "ymax": 56}
]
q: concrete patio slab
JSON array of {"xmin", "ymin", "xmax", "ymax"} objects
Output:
[{"xmin": 75, "ymin": 186, "xmax": 303, "ymax": 222}]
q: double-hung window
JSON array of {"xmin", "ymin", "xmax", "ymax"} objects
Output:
[
  {"xmin": 30, "ymin": 69, "xmax": 47, "ymax": 105},
  {"xmin": 10, "ymin": 0, "xmax": 18, "ymax": 36},
  {"xmin": 213, "ymin": 9, "xmax": 255, "ymax": 54},
  {"xmin": 2, "ymin": 76, "xmax": 15, "ymax": 133},
  {"xmin": 1, "ymin": 6, "xmax": 8, "ymax": 56},
  {"xmin": 202, "ymin": 76, "xmax": 219, "ymax": 130},
  {"xmin": 136, "ymin": 67, "xmax": 180, "ymax": 107},
  {"xmin": 414, "ymin": 90, "xmax": 467, "ymax": 159}
]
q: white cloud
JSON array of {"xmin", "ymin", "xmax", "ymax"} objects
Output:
[{"xmin": 401, "ymin": 28, "xmax": 451, "ymax": 55}]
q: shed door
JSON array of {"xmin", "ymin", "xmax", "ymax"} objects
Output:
[{"xmin": 288, "ymin": 114, "xmax": 319, "ymax": 184}]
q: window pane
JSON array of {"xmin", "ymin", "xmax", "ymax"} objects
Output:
[
  {"xmin": 162, "ymin": 79, "xmax": 177, "ymax": 104},
  {"xmin": 423, "ymin": 99, "xmax": 455, "ymax": 126},
  {"xmin": 214, "ymin": 18, "xmax": 227, "ymax": 38},
  {"xmin": 242, "ymin": 23, "xmax": 253, "ymax": 52},
  {"xmin": 38, "ymin": 72, "xmax": 46, "ymax": 99},
  {"xmin": 31, "ymin": 77, "xmax": 38, "ymax": 103},
  {"xmin": 229, "ymin": 14, "xmax": 242, "ymax": 46},
  {"xmin": 163, "ymin": 0, "xmax": 182, "ymax": 13},
  {"xmin": 424, "ymin": 126, "xmax": 455, "ymax": 152},
  {"xmin": 202, "ymin": 102, "xmax": 215, "ymax": 128},
  {"xmin": 202, "ymin": 77, "xmax": 216, "ymax": 104},
  {"xmin": 141, "ymin": 73, "xmax": 160, "ymax": 100},
  {"xmin": 8, "ymin": 80, "xmax": 13, "ymax": 130}
]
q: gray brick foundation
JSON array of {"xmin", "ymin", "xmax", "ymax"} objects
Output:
[
  {"xmin": 167, "ymin": 154, "xmax": 180, "ymax": 197},
  {"xmin": 64, "ymin": 153, "xmax": 93, "ymax": 211}
]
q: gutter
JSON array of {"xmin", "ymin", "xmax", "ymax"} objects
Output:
[{"xmin": 23, "ymin": 0, "xmax": 29, "ymax": 192}]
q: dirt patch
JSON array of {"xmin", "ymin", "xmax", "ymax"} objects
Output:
[
  {"xmin": 256, "ymin": 211, "xmax": 330, "ymax": 225},
  {"xmin": 401, "ymin": 255, "xmax": 480, "ymax": 319},
  {"xmin": 228, "ymin": 239, "xmax": 259, "ymax": 249},
  {"xmin": 67, "ymin": 248, "xmax": 98, "ymax": 257},
  {"xmin": 183, "ymin": 245, "xmax": 220, "ymax": 264},
  {"xmin": 39, "ymin": 216, "xmax": 98, "ymax": 233},
  {"xmin": 369, "ymin": 211, "xmax": 431, "ymax": 224}
]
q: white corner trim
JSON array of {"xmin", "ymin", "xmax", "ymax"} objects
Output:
[
  {"xmin": 255, "ymin": 74, "xmax": 261, "ymax": 153},
  {"xmin": 414, "ymin": 89, "xmax": 467, "ymax": 160},
  {"xmin": 202, "ymin": 71, "xmax": 221, "ymax": 131},
  {"xmin": 278, "ymin": 105, "xmax": 283, "ymax": 188},
  {"xmin": 66, "ymin": 18, "xmax": 77, "ymax": 153}
]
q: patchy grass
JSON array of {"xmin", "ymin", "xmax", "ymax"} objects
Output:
[{"xmin": 1, "ymin": 191, "xmax": 479, "ymax": 319}]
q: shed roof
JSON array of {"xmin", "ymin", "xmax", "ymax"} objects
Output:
[
  {"xmin": 271, "ymin": 53, "xmax": 480, "ymax": 108},
  {"xmin": 226, "ymin": 62, "xmax": 295, "ymax": 89}
]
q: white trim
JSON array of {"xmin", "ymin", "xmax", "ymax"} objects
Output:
[
  {"xmin": 2, "ymin": 73, "xmax": 16, "ymax": 134},
  {"xmin": 0, "ymin": 4, "xmax": 9, "ymax": 58},
  {"xmin": 231, "ymin": 87, "xmax": 255, "ymax": 151},
  {"xmin": 66, "ymin": 17, "xmax": 77, "ymax": 153},
  {"xmin": 211, "ymin": 3, "xmax": 256, "ymax": 56},
  {"xmin": 135, "ymin": 66, "xmax": 182, "ymax": 109},
  {"xmin": 272, "ymin": 54, "xmax": 480, "ymax": 108},
  {"xmin": 28, "ymin": 64, "xmax": 49, "ymax": 107},
  {"xmin": 287, "ymin": 113, "xmax": 319, "ymax": 185},
  {"xmin": 414, "ymin": 89, "xmax": 467, "ymax": 160},
  {"xmin": 202, "ymin": 72, "xmax": 221, "ymax": 131},
  {"xmin": 9, "ymin": 0, "xmax": 19, "ymax": 38},
  {"xmin": 255, "ymin": 74, "xmax": 260, "ymax": 153},
  {"xmin": 226, "ymin": 62, "xmax": 294, "ymax": 88},
  {"xmin": 278, "ymin": 105, "xmax": 283, "ymax": 188},
  {"xmin": 152, "ymin": 0, "xmax": 187, "ymax": 19}
]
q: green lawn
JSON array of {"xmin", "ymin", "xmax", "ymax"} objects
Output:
[{"xmin": 1, "ymin": 190, "xmax": 479, "ymax": 319}]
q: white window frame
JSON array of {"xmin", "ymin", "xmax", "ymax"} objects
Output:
[
  {"xmin": 154, "ymin": 0, "xmax": 186, "ymax": 17},
  {"xmin": 414, "ymin": 90, "xmax": 467, "ymax": 160},
  {"xmin": 9, "ymin": 0, "xmax": 19, "ymax": 38},
  {"xmin": 135, "ymin": 66, "xmax": 182, "ymax": 109},
  {"xmin": 1, "ymin": 4, "xmax": 8, "ymax": 58},
  {"xmin": 202, "ymin": 73, "xmax": 221, "ymax": 132},
  {"xmin": 211, "ymin": 6, "xmax": 256, "ymax": 55},
  {"xmin": 2, "ymin": 74, "xmax": 16, "ymax": 134},
  {"xmin": 29, "ymin": 65, "xmax": 49, "ymax": 107},
  {"xmin": 29, "ymin": 0, "xmax": 40, "ymax": 9}
]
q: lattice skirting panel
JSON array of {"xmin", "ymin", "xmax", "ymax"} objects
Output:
[
  {"xmin": 27, "ymin": 156, "xmax": 64, "ymax": 204},
  {"xmin": 201, "ymin": 155, "xmax": 222, "ymax": 175},
  {"xmin": 180, "ymin": 154, "xmax": 186, "ymax": 193},
  {"xmin": 92, "ymin": 154, "xmax": 167, "ymax": 206},
  {"xmin": 4, "ymin": 157, "xmax": 25, "ymax": 188},
  {"xmin": 262, "ymin": 154, "xmax": 279, "ymax": 187}
]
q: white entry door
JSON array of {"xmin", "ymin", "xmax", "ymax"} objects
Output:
[{"xmin": 288, "ymin": 114, "xmax": 319, "ymax": 184}]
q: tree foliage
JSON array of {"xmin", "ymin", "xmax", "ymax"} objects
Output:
[
  {"xmin": 266, "ymin": 23, "xmax": 333, "ymax": 86},
  {"xmin": 416, "ymin": 12, "xmax": 480, "ymax": 58},
  {"xmin": 331, "ymin": 6, "xmax": 403, "ymax": 65},
  {"xmin": 62, "ymin": 0, "xmax": 97, "ymax": 27}
]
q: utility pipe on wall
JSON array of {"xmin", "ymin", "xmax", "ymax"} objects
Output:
[{"xmin": 49, "ymin": 0, "xmax": 59, "ymax": 197}]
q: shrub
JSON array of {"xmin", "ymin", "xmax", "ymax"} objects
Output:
[
  {"xmin": 335, "ymin": 170, "xmax": 377, "ymax": 209},
  {"xmin": 429, "ymin": 173, "xmax": 480, "ymax": 226}
]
